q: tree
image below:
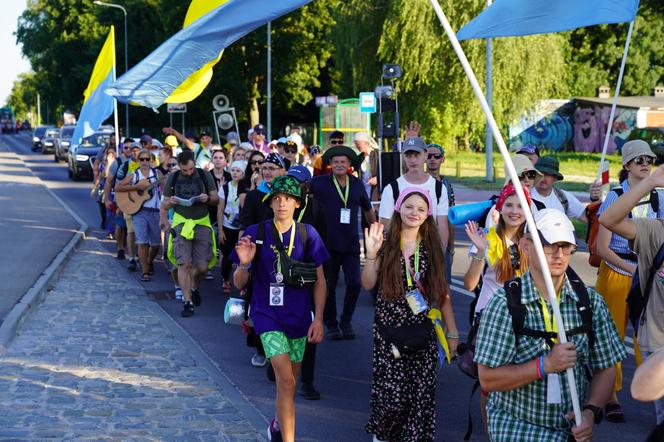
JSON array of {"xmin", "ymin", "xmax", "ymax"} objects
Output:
[{"xmin": 6, "ymin": 72, "xmax": 42, "ymax": 122}]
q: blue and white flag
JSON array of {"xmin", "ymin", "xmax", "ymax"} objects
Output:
[
  {"xmin": 105, "ymin": 0, "xmax": 312, "ymax": 109},
  {"xmin": 457, "ymin": 0, "xmax": 639, "ymax": 41}
]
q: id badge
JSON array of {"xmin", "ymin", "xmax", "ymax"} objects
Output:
[
  {"xmin": 340, "ymin": 208, "xmax": 351, "ymax": 224},
  {"xmin": 546, "ymin": 373, "xmax": 562, "ymax": 404},
  {"xmin": 405, "ymin": 289, "xmax": 428, "ymax": 315},
  {"xmin": 269, "ymin": 283, "xmax": 284, "ymax": 307}
]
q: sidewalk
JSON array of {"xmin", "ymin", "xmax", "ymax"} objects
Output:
[{"xmin": 0, "ymin": 236, "xmax": 264, "ymax": 441}]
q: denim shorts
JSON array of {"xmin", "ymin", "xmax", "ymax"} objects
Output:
[{"xmin": 132, "ymin": 209, "xmax": 161, "ymax": 246}]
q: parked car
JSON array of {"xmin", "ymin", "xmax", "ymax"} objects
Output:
[
  {"xmin": 41, "ymin": 127, "xmax": 60, "ymax": 154},
  {"xmin": 68, "ymin": 128, "xmax": 114, "ymax": 181},
  {"xmin": 31, "ymin": 126, "xmax": 51, "ymax": 151},
  {"xmin": 54, "ymin": 125, "xmax": 76, "ymax": 162}
]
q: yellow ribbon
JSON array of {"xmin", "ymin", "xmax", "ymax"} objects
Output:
[
  {"xmin": 485, "ymin": 227, "xmax": 503, "ymax": 266},
  {"xmin": 167, "ymin": 211, "xmax": 217, "ymax": 269},
  {"xmin": 427, "ymin": 308, "xmax": 451, "ymax": 365}
]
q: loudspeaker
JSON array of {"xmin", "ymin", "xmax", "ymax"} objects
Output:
[{"xmin": 379, "ymin": 151, "xmax": 402, "ymax": 191}]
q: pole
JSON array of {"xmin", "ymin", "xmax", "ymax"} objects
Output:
[
  {"xmin": 427, "ymin": 0, "xmax": 583, "ymax": 425},
  {"xmin": 267, "ymin": 21, "xmax": 272, "ymax": 140},
  {"xmin": 113, "ymin": 65, "xmax": 119, "ymax": 156},
  {"xmin": 37, "ymin": 93, "xmax": 41, "ymax": 126},
  {"xmin": 597, "ymin": 20, "xmax": 635, "ymax": 182},
  {"xmin": 182, "ymin": 113, "xmax": 185, "ymax": 135},
  {"xmin": 485, "ymin": 0, "xmax": 493, "ymax": 182},
  {"xmin": 169, "ymin": 111, "xmax": 173, "ymax": 129}
]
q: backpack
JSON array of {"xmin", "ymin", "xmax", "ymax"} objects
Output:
[
  {"xmin": 587, "ymin": 187, "xmax": 660, "ymax": 268},
  {"xmin": 505, "ymin": 267, "xmax": 596, "ymax": 350},
  {"xmin": 627, "ymin": 242, "xmax": 664, "ymax": 334},
  {"xmin": 552, "ymin": 187, "xmax": 569, "ymax": 214},
  {"xmin": 390, "ymin": 178, "xmax": 444, "ymax": 210},
  {"xmin": 169, "ymin": 168, "xmax": 211, "ymax": 195}
]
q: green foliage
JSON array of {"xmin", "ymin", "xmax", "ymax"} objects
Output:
[{"xmin": 6, "ymin": 72, "xmax": 41, "ymax": 121}]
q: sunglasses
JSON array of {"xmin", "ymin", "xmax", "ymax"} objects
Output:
[
  {"xmin": 330, "ymin": 139, "xmax": 344, "ymax": 145},
  {"xmin": 284, "ymin": 147, "xmax": 298, "ymax": 154},
  {"xmin": 140, "ymin": 141, "xmax": 149, "ymax": 145},
  {"xmin": 633, "ymin": 156, "xmax": 654, "ymax": 166},
  {"xmin": 251, "ymin": 160, "xmax": 264, "ymax": 166},
  {"xmin": 519, "ymin": 171, "xmax": 538, "ymax": 180},
  {"xmin": 427, "ymin": 153, "xmax": 443, "ymax": 159},
  {"xmin": 138, "ymin": 157, "xmax": 151, "ymax": 162},
  {"xmin": 543, "ymin": 243, "xmax": 577, "ymax": 256}
]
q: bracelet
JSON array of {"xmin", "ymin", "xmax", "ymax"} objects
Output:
[
  {"xmin": 237, "ymin": 264, "xmax": 251, "ymax": 271},
  {"xmin": 540, "ymin": 355, "xmax": 545, "ymax": 376},
  {"xmin": 446, "ymin": 333, "xmax": 460, "ymax": 340},
  {"xmin": 365, "ymin": 255, "xmax": 378, "ymax": 261},
  {"xmin": 535, "ymin": 357, "xmax": 542, "ymax": 380},
  {"xmin": 471, "ymin": 254, "xmax": 484, "ymax": 262}
]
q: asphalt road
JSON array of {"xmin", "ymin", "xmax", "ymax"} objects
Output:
[{"xmin": 2, "ymin": 132, "xmax": 654, "ymax": 441}]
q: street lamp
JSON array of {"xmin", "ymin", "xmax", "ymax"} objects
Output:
[{"xmin": 93, "ymin": 0, "xmax": 129, "ymax": 138}]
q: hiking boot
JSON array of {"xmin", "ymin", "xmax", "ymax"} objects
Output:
[
  {"xmin": 299, "ymin": 381, "xmax": 320, "ymax": 400},
  {"xmin": 127, "ymin": 258, "xmax": 137, "ymax": 272},
  {"xmin": 191, "ymin": 288, "xmax": 202, "ymax": 307},
  {"xmin": 251, "ymin": 353, "xmax": 267, "ymax": 367},
  {"xmin": 181, "ymin": 302, "xmax": 194, "ymax": 317},
  {"xmin": 340, "ymin": 322, "xmax": 356, "ymax": 340},
  {"xmin": 116, "ymin": 249, "xmax": 125, "ymax": 260},
  {"xmin": 326, "ymin": 325, "xmax": 343, "ymax": 340},
  {"xmin": 267, "ymin": 418, "xmax": 282, "ymax": 442}
]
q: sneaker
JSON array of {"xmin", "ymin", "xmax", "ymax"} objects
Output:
[
  {"xmin": 181, "ymin": 302, "xmax": 194, "ymax": 317},
  {"xmin": 127, "ymin": 258, "xmax": 138, "ymax": 272},
  {"xmin": 267, "ymin": 364, "xmax": 275, "ymax": 382},
  {"xmin": 340, "ymin": 322, "xmax": 356, "ymax": 340},
  {"xmin": 299, "ymin": 381, "xmax": 321, "ymax": 400},
  {"xmin": 251, "ymin": 353, "xmax": 267, "ymax": 367},
  {"xmin": 191, "ymin": 288, "xmax": 202, "ymax": 307},
  {"xmin": 326, "ymin": 325, "xmax": 343, "ymax": 340},
  {"xmin": 174, "ymin": 288, "xmax": 184, "ymax": 301},
  {"xmin": 205, "ymin": 270, "xmax": 214, "ymax": 280},
  {"xmin": 116, "ymin": 249, "xmax": 126, "ymax": 260},
  {"xmin": 267, "ymin": 418, "xmax": 282, "ymax": 442}
]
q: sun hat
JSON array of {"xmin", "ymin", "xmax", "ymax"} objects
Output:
[
  {"xmin": 354, "ymin": 132, "xmax": 371, "ymax": 143},
  {"xmin": 526, "ymin": 208, "xmax": 576, "ymax": 245},
  {"xmin": 322, "ymin": 145, "xmax": 358, "ymax": 166},
  {"xmin": 394, "ymin": 187, "xmax": 433, "ymax": 216},
  {"xmin": 262, "ymin": 175, "xmax": 303, "ymax": 204},
  {"xmin": 621, "ymin": 139, "xmax": 656, "ymax": 166},
  {"xmin": 535, "ymin": 156, "xmax": 564, "ymax": 181},
  {"xmin": 504, "ymin": 154, "xmax": 542, "ymax": 184},
  {"xmin": 164, "ymin": 135, "xmax": 179, "ymax": 148}
]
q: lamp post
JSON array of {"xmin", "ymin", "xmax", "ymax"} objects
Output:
[{"xmin": 93, "ymin": 1, "xmax": 129, "ymax": 138}]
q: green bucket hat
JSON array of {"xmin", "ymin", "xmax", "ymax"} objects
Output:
[
  {"xmin": 535, "ymin": 156, "xmax": 564, "ymax": 181},
  {"xmin": 262, "ymin": 175, "xmax": 303, "ymax": 204}
]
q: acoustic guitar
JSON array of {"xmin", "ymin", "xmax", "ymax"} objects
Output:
[{"xmin": 115, "ymin": 180, "xmax": 161, "ymax": 215}]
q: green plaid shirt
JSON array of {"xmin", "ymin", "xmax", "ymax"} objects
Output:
[{"xmin": 474, "ymin": 271, "xmax": 626, "ymax": 442}]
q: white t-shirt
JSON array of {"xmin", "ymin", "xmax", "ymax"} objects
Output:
[
  {"xmin": 132, "ymin": 168, "xmax": 160, "ymax": 209},
  {"xmin": 379, "ymin": 175, "xmax": 449, "ymax": 220},
  {"xmin": 222, "ymin": 182, "xmax": 241, "ymax": 230},
  {"xmin": 470, "ymin": 236, "xmax": 515, "ymax": 314},
  {"xmin": 531, "ymin": 187, "xmax": 586, "ymax": 219}
]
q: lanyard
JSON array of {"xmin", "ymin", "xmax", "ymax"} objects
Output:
[
  {"xmin": 540, "ymin": 292, "xmax": 561, "ymax": 343},
  {"xmin": 273, "ymin": 220, "xmax": 296, "ymax": 274},
  {"xmin": 332, "ymin": 175, "xmax": 350, "ymax": 207},
  {"xmin": 296, "ymin": 196, "xmax": 308, "ymax": 222},
  {"xmin": 401, "ymin": 239, "xmax": 420, "ymax": 289}
]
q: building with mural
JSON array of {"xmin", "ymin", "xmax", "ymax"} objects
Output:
[{"xmin": 510, "ymin": 89, "xmax": 664, "ymax": 154}]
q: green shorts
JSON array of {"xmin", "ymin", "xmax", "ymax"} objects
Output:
[{"xmin": 260, "ymin": 331, "xmax": 307, "ymax": 363}]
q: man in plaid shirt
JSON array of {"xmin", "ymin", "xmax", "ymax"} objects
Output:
[{"xmin": 475, "ymin": 209, "xmax": 626, "ymax": 442}]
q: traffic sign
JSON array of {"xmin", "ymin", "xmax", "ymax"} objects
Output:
[
  {"xmin": 167, "ymin": 103, "xmax": 187, "ymax": 113},
  {"xmin": 359, "ymin": 92, "xmax": 376, "ymax": 113},
  {"xmin": 315, "ymin": 95, "xmax": 338, "ymax": 107}
]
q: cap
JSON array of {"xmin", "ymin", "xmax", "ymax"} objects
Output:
[
  {"xmin": 621, "ymin": 139, "xmax": 656, "ymax": 166},
  {"xmin": 402, "ymin": 137, "xmax": 426, "ymax": 153},
  {"xmin": 517, "ymin": 143, "xmax": 540, "ymax": 156},
  {"xmin": 199, "ymin": 130, "xmax": 211, "ymax": 138},
  {"xmin": 394, "ymin": 187, "xmax": 433, "ymax": 216},
  {"xmin": 535, "ymin": 156, "xmax": 564, "ymax": 181},
  {"xmin": 164, "ymin": 135, "xmax": 179, "ymax": 147},
  {"xmin": 286, "ymin": 165, "xmax": 312, "ymax": 183},
  {"xmin": 140, "ymin": 134, "xmax": 152, "ymax": 143},
  {"xmin": 130, "ymin": 141, "xmax": 141, "ymax": 149},
  {"xmin": 353, "ymin": 132, "xmax": 371, "ymax": 143},
  {"xmin": 253, "ymin": 124, "xmax": 266, "ymax": 135},
  {"xmin": 526, "ymin": 208, "xmax": 576, "ymax": 245},
  {"xmin": 329, "ymin": 130, "xmax": 344, "ymax": 140},
  {"xmin": 427, "ymin": 143, "xmax": 445, "ymax": 156},
  {"xmin": 230, "ymin": 160, "xmax": 247, "ymax": 171},
  {"xmin": 123, "ymin": 137, "xmax": 134, "ymax": 144},
  {"xmin": 238, "ymin": 142, "xmax": 253, "ymax": 151},
  {"xmin": 262, "ymin": 175, "xmax": 303, "ymax": 204},
  {"xmin": 226, "ymin": 131, "xmax": 239, "ymax": 144}
]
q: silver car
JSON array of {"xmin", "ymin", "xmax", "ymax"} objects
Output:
[{"xmin": 54, "ymin": 125, "xmax": 76, "ymax": 162}]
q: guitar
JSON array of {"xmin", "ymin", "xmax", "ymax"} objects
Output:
[{"xmin": 115, "ymin": 179, "xmax": 161, "ymax": 215}]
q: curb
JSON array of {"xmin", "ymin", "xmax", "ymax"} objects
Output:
[{"xmin": 0, "ymin": 137, "xmax": 88, "ymax": 353}]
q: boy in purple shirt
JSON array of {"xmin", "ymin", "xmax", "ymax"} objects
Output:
[{"xmin": 232, "ymin": 175, "xmax": 329, "ymax": 442}]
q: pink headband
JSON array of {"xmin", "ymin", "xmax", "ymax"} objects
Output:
[{"xmin": 394, "ymin": 187, "xmax": 433, "ymax": 216}]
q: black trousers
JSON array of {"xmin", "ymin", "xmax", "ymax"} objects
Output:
[
  {"xmin": 221, "ymin": 227, "xmax": 240, "ymax": 280},
  {"xmin": 324, "ymin": 250, "xmax": 362, "ymax": 327}
]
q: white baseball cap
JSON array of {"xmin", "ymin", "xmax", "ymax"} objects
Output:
[{"xmin": 526, "ymin": 208, "xmax": 576, "ymax": 245}]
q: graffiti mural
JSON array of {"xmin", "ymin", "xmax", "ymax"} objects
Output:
[
  {"xmin": 510, "ymin": 100, "xmax": 574, "ymax": 151},
  {"xmin": 573, "ymin": 105, "xmax": 637, "ymax": 154}
]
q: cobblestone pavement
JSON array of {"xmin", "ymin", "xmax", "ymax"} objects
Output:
[{"xmin": 0, "ymin": 237, "xmax": 264, "ymax": 441}]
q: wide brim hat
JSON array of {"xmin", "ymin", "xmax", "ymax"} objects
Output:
[
  {"xmin": 262, "ymin": 175, "xmax": 303, "ymax": 204},
  {"xmin": 535, "ymin": 156, "xmax": 564, "ymax": 181},
  {"xmin": 322, "ymin": 145, "xmax": 359, "ymax": 167},
  {"xmin": 621, "ymin": 140, "xmax": 656, "ymax": 166}
]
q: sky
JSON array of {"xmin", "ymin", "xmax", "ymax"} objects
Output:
[{"xmin": 1, "ymin": 1, "xmax": 30, "ymax": 106}]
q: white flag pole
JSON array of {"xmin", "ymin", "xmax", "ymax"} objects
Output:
[
  {"xmin": 596, "ymin": 20, "xmax": 635, "ymax": 183},
  {"xmin": 427, "ymin": 0, "xmax": 582, "ymax": 424},
  {"xmin": 112, "ymin": 28, "xmax": 120, "ymax": 156}
]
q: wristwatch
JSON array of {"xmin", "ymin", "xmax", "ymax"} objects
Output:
[{"xmin": 582, "ymin": 404, "xmax": 603, "ymax": 424}]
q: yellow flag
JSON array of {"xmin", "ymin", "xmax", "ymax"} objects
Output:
[{"xmin": 164, "ymin": 0, "xmax": 229, "ymax": 103}]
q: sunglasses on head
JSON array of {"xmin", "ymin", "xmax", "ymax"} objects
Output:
[
  {"xmin": 138, "ymin": 157, "xmax": 151, "ymax": 162},
  {"xmin": 427, "ymin": 153, "xmax": 443, "ymax": 159},
  {"xmin": 330, "ymin": 139, "xmax": 344, "ymax": 145},
  {"xmin": 519, "ymin": 171, "xmax": 538, "ymax": 180},
  {"xmin": 633, "ymin": 156, "xmax": 654, "ymax": 166}
]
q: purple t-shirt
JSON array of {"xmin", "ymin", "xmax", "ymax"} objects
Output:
[{"xmin": 231, "ymin": 221, "xmax": 330, "ymax": 338}]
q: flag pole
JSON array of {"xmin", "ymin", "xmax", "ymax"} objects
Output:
[
  {"xmin": 427, "ymin": 0, "xmax": 582, "ymax": 425},
  {"xmin": 596, "ymin": 20, "xmax": 635, "ymax": 183},
  {"xmin": 112, "ymin": 29, "xmax": 120, "ymax": 156}
]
